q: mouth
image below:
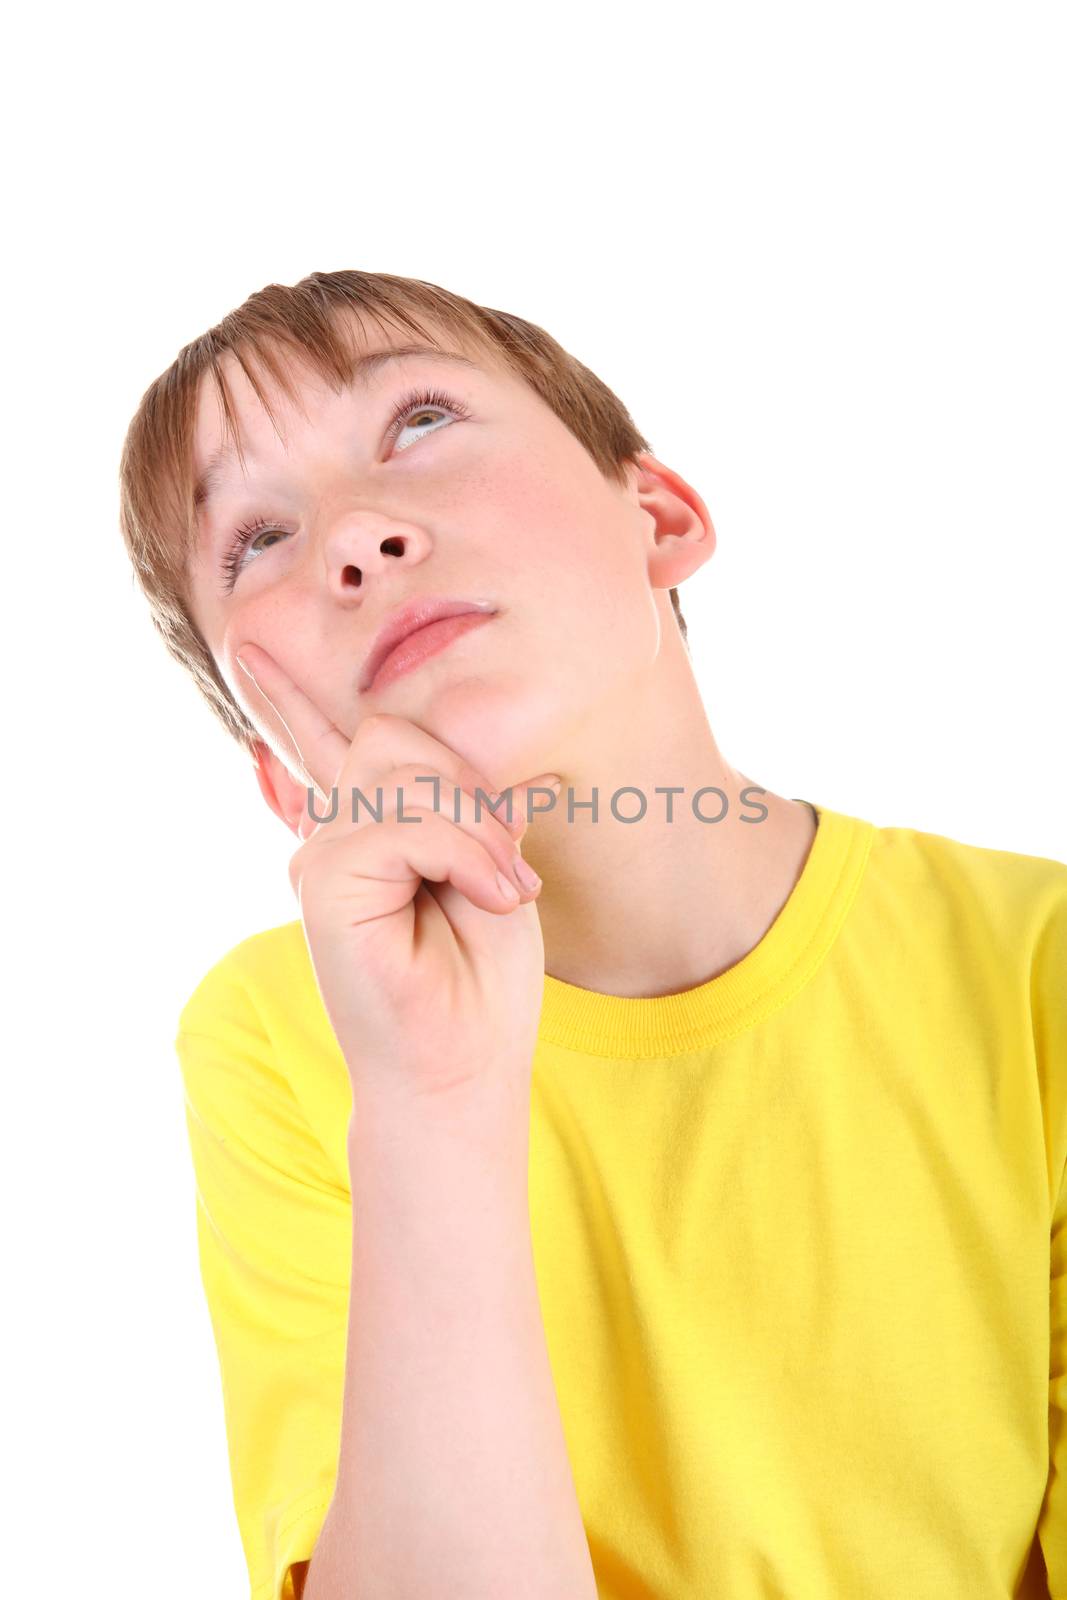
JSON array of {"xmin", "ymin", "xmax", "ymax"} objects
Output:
[{"xmin": 360, "ymin": 597, "xmax": 498, "ymax": 693}]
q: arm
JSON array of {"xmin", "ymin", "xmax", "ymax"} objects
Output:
[
  {"xmin": 230, "ymin": 653, "xmax": 593, "ymax": 1597},
  {"xmin": 304, "ymin": 1085, "xmax": 598, "ymax": 1599}
]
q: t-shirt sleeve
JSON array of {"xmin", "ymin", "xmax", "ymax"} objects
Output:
[
  {"xmin": 176, "ymin": 964, "xmax": 352, "ymax": 1600},
  {"xmin": 1033, "ymin": 874, "xmax": 1067, "ymax": 1595},
  {"xmin": 1042, "ymin": 1161, "xmax": 1067, "ymax": 1596}
]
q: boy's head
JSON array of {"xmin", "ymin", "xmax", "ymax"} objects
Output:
[{"xmin": 119, "ymin": 269, "xmax": 714, "ymax": 831}]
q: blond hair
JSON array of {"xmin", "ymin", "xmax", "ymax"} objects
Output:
[{"xmin": 118, "ymin": 269, "xmax": 689, "ymax": 756}]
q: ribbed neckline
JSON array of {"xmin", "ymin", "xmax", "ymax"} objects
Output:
[{"xmin": 536, "ymin": 802, "xmax": 875, "ymax": 1058}]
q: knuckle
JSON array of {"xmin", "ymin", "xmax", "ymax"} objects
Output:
[
  {"xmin": 394, "ymin": 761, "xmax": 441, "ymax": 789},
  {"xmin": 287, "ymin": 843, "xmax": 308, "ymax": 894},
  {"xmin": 460, "ymin": 763, "xmax": 495, "ymax": 798},
  {"xmin": 385, "ymin": 798, "xmax": 441, "ymax": 829},
  {"xmin": 354, "ymin": 712, "xmax": 400, "ymax": 751},
  {"xmin": 471, "ymin": 788, "xmax": 515, "ymax": 833},
  {"xmin": 288, "ymin": 837, "xmax": 329, "ymax": 898},
  {"xmin": 382, "ymin": 769, "xmax": 453, "ymax": 823}
]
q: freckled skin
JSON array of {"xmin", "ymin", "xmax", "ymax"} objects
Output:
[{"xmin": 186, "ymin": 316, "xmax": 816, "ymax": 998}]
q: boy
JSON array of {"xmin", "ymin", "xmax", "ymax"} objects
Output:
[{"xmin": 119, "ymin": 269, "xmax": 1066, "ymax": 1599}]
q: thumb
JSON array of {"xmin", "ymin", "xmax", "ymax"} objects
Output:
[{"xmin": 508, "ymin": 773, "xmax": 563, "ymax": 834}]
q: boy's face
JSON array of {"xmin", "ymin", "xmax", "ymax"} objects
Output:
[{"xmin": 185, "ymin": 318, "xmax": 713, "ymax": 832}]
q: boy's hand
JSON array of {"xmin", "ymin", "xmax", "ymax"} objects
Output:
[{"xmin": 235, "ymin": 643, "xmax": 560, "ymax": 1109}]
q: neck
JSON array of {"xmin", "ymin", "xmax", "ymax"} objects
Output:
[{"xmin": 517, "ymin": 643, "xmax": 818, "ymax": 999}]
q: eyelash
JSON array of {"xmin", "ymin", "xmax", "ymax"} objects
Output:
[{"xmin": 219, "ymin": 385, "xmax": 470, "ymax": 593}]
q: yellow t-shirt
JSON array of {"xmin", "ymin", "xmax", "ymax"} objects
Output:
[{"xmin": 176, "ymin": 802, "xmax": 1067, "ymax": 1599}]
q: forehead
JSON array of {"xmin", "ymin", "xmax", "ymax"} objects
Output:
[{"xmin": 191, "ymin": 320, "xmax": 505, "ymax": 515}]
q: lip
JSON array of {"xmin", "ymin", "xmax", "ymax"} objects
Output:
[{"xmin": 360, "ymin": 597, "xmax": 498, "ymax": 692}]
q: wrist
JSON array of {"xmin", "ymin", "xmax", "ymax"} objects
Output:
[{"xmin": 347, "ymin": 1063, "xmax": 533, "ymax": 1144}]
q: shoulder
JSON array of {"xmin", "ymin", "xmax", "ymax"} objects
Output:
[
  {"xmin": 175, "ymin": 919, "xmax": 350, "ymax": 1166},
  {"xmin": 176, "ymin": 918, "xmax": 310, "ymax": 1039},
  {"xmin": 864, "ymin": 815, "xmax": 1067, "ymax": 952}
]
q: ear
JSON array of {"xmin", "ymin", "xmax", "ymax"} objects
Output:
[
  {"xmin": 251, "ymin": 740, "xmax": 315, "ymax": 840},
  {"xmin": 629, "ymin": 451, "xmax": 716, "ymax": 590}
]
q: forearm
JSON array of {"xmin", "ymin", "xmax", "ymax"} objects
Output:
[{"xmin": 304, "ymin": 1079, "xmax": 598, "ymax": 1600}]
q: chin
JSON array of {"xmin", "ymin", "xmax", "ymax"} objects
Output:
[{"xmin": 403, "ymin": 670, "xmax": 566, "ymax": 792}]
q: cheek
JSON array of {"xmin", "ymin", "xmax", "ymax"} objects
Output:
[
  {"xmin": 490, "ymin": 462, "xmax": 654, "ymax": 671},
  {"xmin": 491, "ymin": 451, "xmax": 632, "ymax": 582},
  {"xmin": 218, "ymin": 593, "xmax": 312, "ymax": 726},
  {"xmin": 221, "ymin": 588, "xmax": 306, "ymax": 664}
]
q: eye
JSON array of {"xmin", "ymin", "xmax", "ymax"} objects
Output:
[
  {"xmin": 218, "ymin": 384, "xmax": 471, "ymax": 593},
  {"xmin": 219, "ymin": 516, "xmax": 291, "ymax": 593},
  {"xmin": 385, "ymin": 385, "xmax": 470, "ymax": 453}
]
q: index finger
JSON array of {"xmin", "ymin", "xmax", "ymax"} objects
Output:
[
  {"xmin": 234, "ymin": 642, "xmax": 543, "ymax": 840},
  {"xmin": 235, "ymin": 642, "xmax": 350, "ymax": 803}
]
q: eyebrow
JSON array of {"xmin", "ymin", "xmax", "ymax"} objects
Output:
[{"xmin": 192, "ymin": 344, "xmax": 483, "ymax": 520}]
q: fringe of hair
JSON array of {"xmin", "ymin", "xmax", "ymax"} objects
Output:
[{"xmin": 118, "ymin": 269, "xmax": 689, "ymax": 756}]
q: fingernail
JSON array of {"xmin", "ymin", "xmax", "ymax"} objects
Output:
[{"xmin": 512, "ymin": 856, "xmax": 542, "ymax": 893}]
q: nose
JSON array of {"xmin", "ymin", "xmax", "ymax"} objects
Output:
[{"xmin": 323, "ymin": 507, "xmax": 433, "ymax": 596}]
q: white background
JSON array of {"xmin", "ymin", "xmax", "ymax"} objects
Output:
[{"xmin": 5, "ymin": 3, "xmax": 1064, "ymax": 1595}]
